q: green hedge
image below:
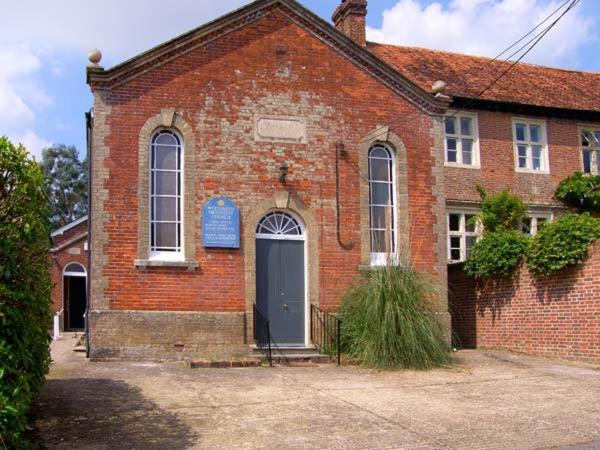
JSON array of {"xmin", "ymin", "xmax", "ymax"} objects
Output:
[
  {"xmin": 0, "ymin": 137, "xmax": 52, "ymax": 447},
  {"xmin": 526, "ymin": 213, "xmax": 600, "ymax": 277},
  {"xmin": 464, "ymin": 231, "xmax": 529, "ymax": 279}
]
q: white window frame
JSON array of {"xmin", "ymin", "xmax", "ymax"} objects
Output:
[
  {"xmin": 579, "ymin": 126, "xmax": 600, "ymax": 175},
  {"xmin": 521, "ymin": 212, "xmax": 553, "ymax": 236},
  {"xmin": 149, "ymin": 129, "xmax": 184, "ymax": 262},
  {"xmin": 444, "ymin": 112, "xmax": 480, "ymax": 169},
  {"xmin": 447, "ymin": 211, "xmax": 480, "ymax": 263},
  {"xmin": 512, "ymin": 118, "xmax": 549, "ymax": 174},
  {"xmin": 368, "ymin": 144, "xmax": 398, "ymax": 267}
]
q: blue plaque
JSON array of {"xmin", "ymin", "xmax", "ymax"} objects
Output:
[{"xmin": 202, "ymin": 197, "xmax": 240, "ymax": 248}]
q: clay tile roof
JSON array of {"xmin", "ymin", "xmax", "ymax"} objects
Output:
[{"xmin": 368, "ymin": 42, "xmax": 600, "ymax": 113}]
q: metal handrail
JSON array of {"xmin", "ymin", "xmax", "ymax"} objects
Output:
[
  {"xmin": 310, "ymin": 304, "xmax": 342, "ymax": 365},
  {"xmin": 253, "ymin": 304, "xmax": 272, "ymax": 367}
]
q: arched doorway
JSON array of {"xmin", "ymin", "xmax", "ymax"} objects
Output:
[
  {"xmin": 255, "ymin": 211, "xmax": 306, "ymax": 346},
  {"xmin": 63, "ymin": 263, "xmax": 87, "ymax": 331}
]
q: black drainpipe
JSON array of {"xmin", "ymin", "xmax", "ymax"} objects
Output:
[
  {"xmin": 335, "ymin": 141, "xmax": 354, "ymax": 251},
  {"xmin": 85, "ymin": 110, "xmax": 92, "ymax": 358}
]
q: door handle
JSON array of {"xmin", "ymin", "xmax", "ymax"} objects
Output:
[{"xmin": 282, "ymin": 304, "xmax": 288, "ymax": 310}]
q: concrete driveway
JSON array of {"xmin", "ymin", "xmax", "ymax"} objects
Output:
[{"xmin": 30, "ymin": 336, "xmax": 600, "ymax": 449}]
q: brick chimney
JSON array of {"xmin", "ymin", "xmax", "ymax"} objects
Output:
[{"xmin": 332, "ymin": 0, "xmax": 368, "ymax": 47}]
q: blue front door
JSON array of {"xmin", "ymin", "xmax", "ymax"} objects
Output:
[{"xmin": 256, "ymin": 238, "xmax": 305, "ymax": 346}]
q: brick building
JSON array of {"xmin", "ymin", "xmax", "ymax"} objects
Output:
[
  {"xmin": 50, "ymin": 216, "xmax": 88, "ymax": 332},
  {"xmin": 85, "ymin": 0, "xmax": 600, "ymax": 360}
]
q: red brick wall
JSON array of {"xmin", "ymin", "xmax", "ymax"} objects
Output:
[
  {"xmin": 446, "ymin": 111, "xmax": 591, "ymax": 205},
  {"xmin": 449, "ymin": 242, "xmax": 600, "ymax": 361},
  {"xmin": 93, "ymin": 8, "xmax": 441, "ymax": 313},
  {"xmin": 50, "ymin": 220, "xmax": 88, "ymax": 317}
]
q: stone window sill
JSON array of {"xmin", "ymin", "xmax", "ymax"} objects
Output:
[{"xmin": 134, "ymin": 259, "xmax": 198, "ymax": 271}]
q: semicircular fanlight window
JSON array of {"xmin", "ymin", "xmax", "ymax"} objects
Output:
[{"xmin": 256, "ymin": 212, "xmax": 303, "ymax": 236}]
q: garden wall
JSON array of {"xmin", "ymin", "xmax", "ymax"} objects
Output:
[{"xmin": 449, "ymin": 242, "xmax": 600, "ymax": 361}]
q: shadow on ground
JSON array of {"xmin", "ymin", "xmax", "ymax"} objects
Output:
[{"xmin": 30, "ymin": 378, "xmax": 196, "ymax": 449}]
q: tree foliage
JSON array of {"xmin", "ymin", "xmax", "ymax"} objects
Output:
[
  {"xmin": 41, "ymin": 144, "xmax": 88, "ymax": 227},
  {"xmin": 474, "ymin": 186, "xmax": 526, "ymax": 232},
  {"xmin": 554, "ymin": 172, "xmax": 600, "ymax": 213},
  {"xmin": 0, "ymin": 137, "xmax": 52, "ymax": 447},
  {"xmin": 526, "ymin": 213, "xmax": 600, "ymax": 277},
  {"xmin": 340, "ymin": 266, "xmax": 450, "ymax": 370},
  {"xmin": 464, "ymin": 231, "xmax": 529, "ymax": 279}
]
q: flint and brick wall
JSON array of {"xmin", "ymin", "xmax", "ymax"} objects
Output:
[{"xmin": 449, "ymin": 241, "xmax": 600, "ymax": 361}]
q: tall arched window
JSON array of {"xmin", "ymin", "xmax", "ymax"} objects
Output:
[
  {"xmin": 150, "ymin": 130, "xmax": 183, "ymax": 259},
  {"xmin": 368, "ymin": 143, "xmax": 397, "ymax": 266}
]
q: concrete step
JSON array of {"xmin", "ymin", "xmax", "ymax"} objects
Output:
[{"xmin": 251, "ymin": 345, "xmax": 318, "ymax": 355}]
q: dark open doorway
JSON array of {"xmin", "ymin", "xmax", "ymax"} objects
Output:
[{"xmin": 63, "ymin": 263, "xmax": 87, "ymax": 331}]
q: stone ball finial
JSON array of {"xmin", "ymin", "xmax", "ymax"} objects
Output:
[
  {"xmin": 431, "ymin": 80, "xmax": 447, "ymax": 95},
  {"xmin": 88, "ymin": 49, "xmax": 102, "ymax": 66}
]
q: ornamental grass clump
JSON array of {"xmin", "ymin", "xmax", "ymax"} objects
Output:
[{"xmin": 339, "ymin": 266, "xmax": 451, "ymax": 370}]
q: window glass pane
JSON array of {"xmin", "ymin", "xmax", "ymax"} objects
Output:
[
  {"xmin": 155, "ymin": 172, "xmax": 177, "ymax": 195},
  {"xmin": 460, "ymin": 117, "xmax": 472, "ymax": 136},
  {"xmin": 583, "ymin": 150, "xmax": 592, "ymax": 173},
  {"xmin": 369, "ymin": 158, "xmax": 391, "ymax": 182},
  {"xmin": 450, "ymin": 249, "xmax": 461, "ymax": 261},
  {"xmin": 371, "ymin": 206, "xmax": 390, "ymax": 230},
  {"xmin": 65, "ymin": 263, "xmax": 84, "ymax": 273},
  {"xmin": 154, "ymin": 223, "xmax": 177, "ymax": 249},
  {"xmin": 462, "ymin": 139, "xmax": 473, "ymax": 165},
  {"xmin": 522, "ymin": 217, "xmax": 532, "ymax": 234},
  {"xmin": 594, "ymin": 132, "xmax": 600, "ymax": 148},
  {"xmin": 445, "ymin": 117, "xmax": 456, "ymax": 135},
  {"xmin": 155, "ymin": 197, "xmax": 177, "ymax": 221},
  {"xmin": 371, "ymin": 230, "xmax": 387, "ymax": 253},
  {"xmin": 446, "ymin": 139, "xmax": 457, "ymax": 163},
  {"xmin": 529, "ymin": 124, "xmax": 541, "ymax": 143},
  {"xmin": 466, "ymin": 236, "xmax": 477, "ymax": 256},
  {"xmin": 596, "ymin": 151, "xmax": 600, "ymax": 175},
  {"xmin": 515, "ymin": 124, "xmax": 526, "ymax": 142},
  {"xmin": 582, "ymin": 131, "xmax": 591, "ymax": 147},
  {"xmin": 450, "ymin": 236, "xmax": 461, "ymax": 261},
  {"xmin": 465, "ymin": 215, "xmax": 476, "ymax": 232},
  {"xmin": 518, "ymin": 145, "xmax": 528, "ymax": 168},
  {"xmin": 447, "ymin": 149, "xmax": 457, "ymax": 163},
  {"xmin": 532, "ymin": 145, "xmax": 542, "ymax": 170},
  {"xmin": 153, "ymin": 146, "xmax": 178, "ymax": 170},
  {"xmin": 449, "ymin": 214, "xmax": 460, "ymax": 232},
  {"xmin": 370, "ymin": 182, "xmax": 391, "ymax": 206},
  {"xmin": 369, "ymin": 147, "xmax": 390, "ymax": 159},
  {"xmin": 155, "ymin": 132, "xmax": 178, "ymax": 146}
]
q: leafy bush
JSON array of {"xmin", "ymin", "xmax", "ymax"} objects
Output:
[
  {"xmin": 526, "ymin": 213, "xmax": 600, "ymax": 276},
  {"xmin": 475, "ymin": 186, "xmax": 526, "ymax": 232},
  {"xmin": 0, "ymin": 137, "xmax": 52, "ymax": 447},
  {"xmin": 555, "ymin": 172, "xmax": 600, "ymax": 213},
  {"xmin": 339, "ymin": 266, "xmax": 451, "ymax": 370},
  {"xmin": 464, "ymin": 231, "xmax": 529, "ymax": 279}
]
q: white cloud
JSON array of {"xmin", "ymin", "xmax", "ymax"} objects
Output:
[
  {"xmin": 14, "ymin": 130, "xmax": 52, "ymax": 161},
  {"xmin": 0, "ymin": 0, "xmax": 252, "ymax": 65},
  {"xmin": 0, "ymin": 45, "xmax": 52, "ymax": 155},
  {"xmin": 0, "ymin": 1, "xmax": 251, "ymax": 154},
  {"xmin": 367, "ymin": 0, "xmax": 594, "ymax": 67}
]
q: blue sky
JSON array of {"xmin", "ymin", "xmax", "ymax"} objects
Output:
[{"xmin": 1, "ymin": 0, "xmax": 598, "ymax": 160}]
